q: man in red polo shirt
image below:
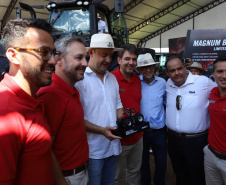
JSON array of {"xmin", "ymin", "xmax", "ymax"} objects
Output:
[
  {"xmin": 204, "ymin": 57, "xmax": 226, "ymax": 185},
  {"xmin": 37, "ymin": 36, "xmax": 89, "ymax": 185},
  {"xmin": 111, "ymin": 44, "xmax": 142, "ymax": 185},
  {"xmin": 0, "ymin": 19, "xmax": 58, "ymax": 184}
]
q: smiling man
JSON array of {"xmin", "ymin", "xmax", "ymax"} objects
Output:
[
  {"xmin": 37, "ymin": 36, "xmax": 89, "ymax": 185},
  {"xmin": 204, "ymin": 57, "xmax": 226, "ymax": 185},
  {"xmin": 111, "ymin": 43, "xmax": 143, "ymax": 185},
  {"xmin": 165, "ymin": 56, "xmax": 216, "ymax": 185},
  {"xmin": 75, "ymin": 33, "xmax": 124, "ymax": 185},
  {"xmin": 137, "ymin": 53, "xmax": 167, "ymax": 185},
  {"xmin": 0, "ymin": 18, "xmax": 58, "ymax": 185}
]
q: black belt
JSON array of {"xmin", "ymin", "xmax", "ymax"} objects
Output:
[
  {"xmin": 168, "ymin": 129, "xmax": 208, "ymax": 138},
  {"xmin": 145, "ymin": 126, "xmax": 166, "ymax": 133},
  {"xmin": 208, "ymin": 145, "xmax": 226, "ymax": 160},
  {"xmin": 62, "ymin": 161, "xmax": 89, "ymax": 177}
]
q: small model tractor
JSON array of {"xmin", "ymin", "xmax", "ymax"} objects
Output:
[
  {"xmin": 117, "ymin": 108, "xmax": 144, "ymax": 129},
  {"xmin": 112, "ymin": 108, "xmax": 149, "ymax": 138}
]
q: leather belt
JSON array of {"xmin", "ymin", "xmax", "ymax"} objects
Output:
[
  {"xmin": 145, "ymin": 126, "xmax": 166, "ymax": 133},
  {"xmin": 208, "ymin": 145, "xmax": 226, "ymax": 160},
  {"xmin": 62, "ymin": 161, "xmax": 89, "ymax": 177},
  {"xmin": 168, "ymin": 129, "xmax": 208, "ymax": 138}
]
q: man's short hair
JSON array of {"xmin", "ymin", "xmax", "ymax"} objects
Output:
[
  {"xmin": 2, "ymin": 19, "xmax": 53, "ymax": 52},
  {"xmin": 55, "ymin": 36, "xmax": 85, "ymax": 56},
  {"xmin": 118, "ymin": 43, "xmax": 138, "ymax": 58},
  {"xmin": 165, "ymin": 56, "xmax": 184, "ymax": 70},
  {"xmin": 213, "ymin": 57, "xmax": 226, "ymax": 71}
]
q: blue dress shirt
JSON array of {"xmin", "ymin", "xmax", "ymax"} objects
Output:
[{"xmin": 140, "ymin": 75, "xmax": 166, "ymax": 129}]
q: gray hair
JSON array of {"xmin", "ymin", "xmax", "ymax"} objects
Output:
[{"xmin": 54, "ymin": 35, "xmax": 85, "ymax": 56}]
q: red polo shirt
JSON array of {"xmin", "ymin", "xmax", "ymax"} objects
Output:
[
  {"xmin": 37, "ymin": 73, "xmax": 89, "ymax": 170},
  {"xmin": 0, "ymin": 74, "xmax": 53, "ymax": 185},
  {"xmin": 208, "ymin": 87, "xmax": 226, "ymax": 153},
  {"xmin": 111, "ymin": 67, "xmax": 142, "ymax": 145}
]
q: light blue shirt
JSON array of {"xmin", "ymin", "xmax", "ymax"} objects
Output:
[{"xmin": 140, "ymin": 75, "xmax": 166, "ymax": 129}]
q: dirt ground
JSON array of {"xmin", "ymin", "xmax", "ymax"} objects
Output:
[
  {"xmin": 137, "ymin": 151, "xmax": 176, "ymax": 185},
  {"xmin": 149, "ymin": 151, "xmax": 176, "ymax": 185}
]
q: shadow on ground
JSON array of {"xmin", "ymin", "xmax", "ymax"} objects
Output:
[
  {"xmin": 148, "ymin": 151, "xmax": 176, "ymax": 185},
  {"xmin": 138, "ymin": 151, "xmax": 176, "ymax": 185}
]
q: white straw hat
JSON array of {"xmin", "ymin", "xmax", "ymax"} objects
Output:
[
  {"xmin": 187, "ymin": 62, "xmax": 206, "ymax": 74},
  {"xmin": 137, "ymin": 53, "xmax": 159, "ymax": 67},
  {"xmin": 88, "ymin": 33, "xmax": 123, "ymax": 51}
]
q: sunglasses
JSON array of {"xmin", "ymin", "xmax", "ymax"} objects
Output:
[
  {"xmin": 14, "ymin": 47, "xmax": 61, "ymax": 62},
  {"xmin": 176, "ymin": 95, "xmax": 182, "ymax": 110}
]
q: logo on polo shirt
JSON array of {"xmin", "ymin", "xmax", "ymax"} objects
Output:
[
  {"xmin": 223, "ymin": 109, "xmax": 226, "ymax": 111},
  {"xmin": 210, "ymin": 100, "xmax": 215, "ymax": 104},
  {"xmin": 119, "ymin": 89, "xmax": 125, "ymax": 92},
  {"xmin": 189, "ymin": 91, "xmax": 195, "ymax": 94}
]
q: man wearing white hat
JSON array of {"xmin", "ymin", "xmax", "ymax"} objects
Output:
[
  {"xmin": 137, "ymin": 53, "xmax": 167, "ymax": 185},
  {"xmin": 75, "ymin": 33, "xmax": 123, "ymax": 185},
  {"xmin": 187, "ymin": 62, "xmax": 206, "ymax": 75}
]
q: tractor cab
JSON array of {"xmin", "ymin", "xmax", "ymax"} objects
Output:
[{"xmin": 47, "ymin": 0, "xmax": 128, "ymax": 47}]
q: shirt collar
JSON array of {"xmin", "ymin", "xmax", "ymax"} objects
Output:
[
  {"xmin": 213, "ymin": 87, "xmax": 226, "ymax": 99},
  {"xmin": 167, "ymin": 70, "xmax": 194, "ymax": 88},
  {"xmin": 116, "ymin": 66, "xmax": 136, "ymax": 83},
  {"xmin": 52, "ymin": 73, "xmax": 78, "ymax": 96},
  {"xmin": 85, "ymin": 66, "xmax": 93, "ymax": 74},
  {"xmin": 86, "ymin": 66, "xmax": 109, "ymax": 78},
  {"xmin": 2, "ymin": 74, "xmax": 41, "ymax": 108},
  {"xmin": 140, "ymin": 74, "xmax": 158, "ymax": 85}
]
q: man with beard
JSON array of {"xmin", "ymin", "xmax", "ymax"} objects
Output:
[
  {"xmin": 165, "ymin": 56, "xmax": 216, "ymax": 185},
  {"xmin": 37, "ymin": 36, "xmax": 89, "ymax": 185},
  {"xmin": 0, "ymin": 19, "xmax": 58, "ymax": 184},
  {"xmin": 111, "ymin": 44, "xmax": 143, "ymax": 185},
  {"xmin": 75, "ymin": 33, "xmax": 124, "ymax": 185}
]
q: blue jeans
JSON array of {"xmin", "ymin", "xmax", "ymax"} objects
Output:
[
  {"xmin": 140, "ymin": 126, "xmax": 167, "ymax": 185},
  {"xmin": 88, "ymin": 155, "xmax": 118, "ymax": 185}
]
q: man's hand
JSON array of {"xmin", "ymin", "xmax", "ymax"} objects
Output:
[
  {"xmin": 85, "ymin": 120, "xmax": 122, "ymax": 140},
  {"xmin": 103, "ymin": 126, "xmax": 122, "ymax": 141}
]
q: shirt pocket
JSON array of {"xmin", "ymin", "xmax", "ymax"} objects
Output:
[{"xmin": 183, "ymin": 93, "xmax": 198, "ymax": 109}]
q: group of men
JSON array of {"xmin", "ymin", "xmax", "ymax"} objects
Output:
[{"xmin": 0, "ymin": 18, "xmax": 225, "ymax": 185}]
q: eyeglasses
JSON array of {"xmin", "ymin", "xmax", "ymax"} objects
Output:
[
  {"xmin": 14, "ymin": 47, "xmax": 61, "ymax": 62},
  {"xmin": 176, "ymin": 95, "xmax": 182, "ymax": 110},
  {"xmin": 141, "ymin": 65, "xmax": 155, "ymax": 71}
]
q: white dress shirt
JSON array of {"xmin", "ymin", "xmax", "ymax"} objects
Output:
[
  {"xmin": 75, "ymin": 67, "xmax": 122, "ymax": 159},
  {"xmin": 98, "ymin": 20, "xmax": 108, "ymax": 33},
  {"xmin": 166, "ymin": 71, "xmax": 217, "ymax": 133}
]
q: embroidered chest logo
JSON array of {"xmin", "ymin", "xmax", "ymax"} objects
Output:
[
  {"xmin": 210, "ymin": 100, "xmax": 216, "ymax": 104},
  {"xmin": 189, "ymin": 91, "xmax": 195, "ymax": 94}
]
